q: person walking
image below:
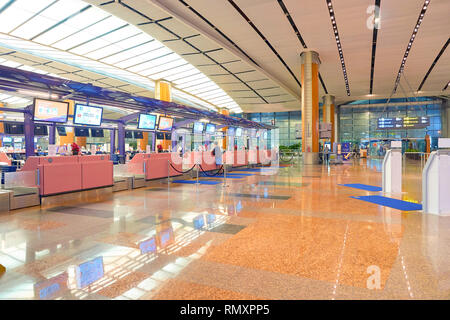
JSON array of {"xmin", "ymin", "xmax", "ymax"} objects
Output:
[{"xmin": 324, "ymin": 145, "xmax": 330, "ymax": 165}]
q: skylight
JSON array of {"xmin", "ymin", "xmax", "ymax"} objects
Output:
[{"xmin": 0, "ymin": 0, "xmax": 242, "ymax": 113}]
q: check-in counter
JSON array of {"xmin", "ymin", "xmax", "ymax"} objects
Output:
[
  {"xmin": 201, "ymin": 151, "xmax": 218, "ymax": 171},
  {"xmin": 145, "ymin": 153, "xmax": 182, "ymax": 180},
  {"xmin": 233, "ymin": 150, "xmax": 248, "ymax": 167},
  {"xmin": 79, "ymin": 155, "xmax": 113, "ymax": 190},
  {"xmin": 20, "ymin": 155, "xmax": 114, "ymax": 197},
  {"xmin": 248, "ymin": 149, "xmax": 258, "ymax": 165}
]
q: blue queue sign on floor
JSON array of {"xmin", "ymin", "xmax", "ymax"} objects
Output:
[
  {"xmin": 139, "ymin": 237, "xmax": 157, "ymax": 254},
  {"xmin": 76, "ymin": 256, "xmax": 104, "ymax": 289}
]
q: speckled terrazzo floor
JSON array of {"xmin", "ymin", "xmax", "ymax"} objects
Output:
[{"xmin": 0, "ymin": 158, "xmax": 449, "ymax": 300}]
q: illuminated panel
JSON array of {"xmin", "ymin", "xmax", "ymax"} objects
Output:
[
  {"xmin": 33, "ymin": 272, "xmax": 68, "ymax": 300},
  {"xmin": 76, "ymin": 256, "xmax": 104, "ymax": 289},
  {"xmin": 139, "ymin": 237, "xmax": 157, "ymax": 254},
  {"xmin": 193, "ymin": 215, "xmax": 205, "ymax": 230}
]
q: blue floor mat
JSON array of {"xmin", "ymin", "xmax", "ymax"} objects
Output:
[
  {"xmin": 235, "ymin": 168, "xmax": 276, "ymax": 172},
  {"xmin": 351, "ymin": 195, "xmax": 422, "ymax": 211},
  {"xmin": 339, "ymin": 183, "xmax": 382, "ymax": 192},
  {"xmin": 201, "ymin": 175, "xmax": 246, "ymax": 179},
  {"xmin": 173, "ymin": 180, "xmax": 222, "ymax": 185}
]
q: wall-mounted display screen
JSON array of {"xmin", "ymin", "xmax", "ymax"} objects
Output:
[
  {"xmin": 90, "ymin": 128, "xmax": 104, "ymax": 137},
  {"xmin": 165, "ymin": 133, "xmax": 171, "ymax": 140},
  {"xmin": 14, "ymin": 137, "xmax": 22, "ymax": 143},
  {"xmin": 133, "ymin": 131, "xmax": 143, "ymax": 139},
  {"xmin": 33, "ymin": 98, "xmax": 69, "ymax": 123},
  {"xmin": 263, "ymin": 131, "xmax": 268, "ymax": 140},
  {"xmin": 74, "ymin": 104, "xmax": 103, "ymax": 126},
  {"xmin": 205, "ymin": 123, "xmax": 216, "ymax": 134},
  {"xmin": 193, "ymin": 122, "xmax": 205, "ymax": 133},
  {"xmin": 125, "ymin": 131, "xmax": 133, "ymax": 139},
  {"xmin": 158, "ymin": 116, "xmax": 173, "ymax": 131},
  {"xmin": 235, "ymin": 127, "xmax": 242, "ymax": 137},
  {"xmin": 2, "ymin": 137, "xmax": 12, "ymax": 143},
  {"xmin": 34, "ymin": 125, "xmax": 48, "ymax": 136},
  {"xmin": 138, "ymin": 114, "xmax": 157, "ymax": 130},
  {"xmin": 4, "ymin": 123, "xmax": 24, "ymax": 135},
  {"xmin": 74, "ymin": 127, "xmax": 90, "ymax": 137},
  {"xmin": 377, "ymin": 116, "xmax": 430, "ymax": 130},
  {"xmin": 227, "ymin": 127, "xmax": 235, "ymax": 136},
  {"xmin": 56, "ymin": 126, "xmax": 67, "ymax": 136},
  {"xmin": 156, "ymin": 132, "xmax": 165, "ymax": 140}
]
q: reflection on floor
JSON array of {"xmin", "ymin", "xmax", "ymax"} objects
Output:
[{"xmin": 0, "ymin": 158, "xmax": 449, "ymax": 300}]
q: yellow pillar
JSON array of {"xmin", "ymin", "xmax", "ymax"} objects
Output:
[
  {"xmin": 155, "ymin": 80, "xmax": 172, "ymax": 150},
  {"xmin": 75, "ymin": 136, "xmax": 87, "ymax": 147},
  {"xmin": 219, "ymin": 108, "xmax": 229, "ymax": 149},
  {"xmin": 59, "ymin": 100, "xmax": 75, "ymax": 146},
  {"xmin": 139, "ymin": 132, "xmax": 149, "ymax": 151},
  {"xmin": 322, "ymin": 94, "xmax": 336, "ymax": 145},
  {"xmin": 300, "ymin": 50, "xmax": 320, "ymax": 164}
]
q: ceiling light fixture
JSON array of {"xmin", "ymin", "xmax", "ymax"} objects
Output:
[
  {"xmin": 393, "ymin": 0, "xmax": 431, "ymax": 93},
  {"xmin": 325, "ymin": 0, "xmax": 350, "ymax": 96}
]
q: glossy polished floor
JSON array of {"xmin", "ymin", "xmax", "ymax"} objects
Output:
[{"xmin": 0, "ymin": 158, "xmax": 449, "ymax": 300}]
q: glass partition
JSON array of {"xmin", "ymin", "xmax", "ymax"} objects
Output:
[{"xmin": 4, "ymin": 170, "xmax": 38, "ymax": 188}]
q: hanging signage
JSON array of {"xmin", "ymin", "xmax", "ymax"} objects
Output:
[{"xmin": 377, "ymin": 116, "xmax": 429, "ymax": 129}]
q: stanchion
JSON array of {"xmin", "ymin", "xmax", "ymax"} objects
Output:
[
  {"xmin": 222, "ymin": 163, "xmax": 229, "ymax": 188},
  {"xmin": 195, "ymin": 163, "xmax": 200, "ymax": 185},
  {"xmin": 167, "ymin": 160, "xmax": 171, "ymax": 187}
]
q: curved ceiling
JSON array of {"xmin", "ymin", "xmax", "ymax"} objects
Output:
[{"xmin": 0, "ymin": 0, "xmax": 448, "ymax": 114}]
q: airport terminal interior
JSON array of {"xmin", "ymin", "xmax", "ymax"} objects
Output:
[{"xmin": 0, "ymin": 0, "xmax": 449, "ymax": 300}]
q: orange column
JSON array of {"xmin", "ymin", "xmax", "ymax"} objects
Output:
[
  {"xmin": 322, "ymin": 94, "xmax": 336, "ymax": 145},
  {"xmin": 300, "ymin": 50, "xmax": 320, "ymax": 164},
  {"xmin": 75, "ymin": 136, "xmax": 87, "ymax": 147},
  {"xmin": 139, "ymin": 132, "xmax": 149, "ymax": 151},
  {"xmin": 155, "ymin": 80, "xmax": 172, "ymax": 150},
  {"xmin": 59, "ymin": 100, "xmax": 75, "ymax": 146},
  {"xmin": 219, "ymin": 108, "xmax": 229, "ymax": 149}
]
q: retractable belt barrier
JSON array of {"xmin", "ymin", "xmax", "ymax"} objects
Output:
[
  {"xmin": 168, "ymin": 161, "xmax": 197, "ymax": 175},
  {"xmin": 199, "ymin": 164, "xmax": 224, "ymax": 177}
]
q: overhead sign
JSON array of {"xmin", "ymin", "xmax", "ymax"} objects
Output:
[{"xmin": 377, "ymin": 116, "xmax": 429, "ymax": 129}]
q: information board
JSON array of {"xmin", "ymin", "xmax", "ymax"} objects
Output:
[
  {"xmin": 377, "ymin": 116, "xmax": 429, "ymax": 129},
  {"xmin": 74, "ymin": 104, "xmax": 103, "ymax": 126},
  {"xmin": 33, "ymin": 98, "xmax": 69, "ymax": 123},
  {"xmin": 138, "ymin": 114, "xmax": 157, "ymax": 130}
]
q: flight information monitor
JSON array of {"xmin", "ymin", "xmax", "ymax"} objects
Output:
[
  {"xmin": 228, "ymin": 127, "xmax": 235, "ymax": 136},
  {"xmin": 56, "ymin": 126, "xmax": 67, "ymax": 136},
  {"xmin": 33, "ymin": 98, "xmax": 69, "ymax": 123},
  {"xmin": 158, "ymin": 116, "xmax": 173, "ymax": 131},
  {"xmin": 235, "ymin": 127, "xmax": 242, "ymax": 137},
  {"xmin": 74, "ymin": 104, "xmax": 103, "ymax": 126},
  {"xmin": 377, "ymin": 116, "xmax": 430, "ymax": 129},
  {"xmin": 138, "ymin": 114, "xmax": 157, "ymax": 130},
  {"xmin": 205, "ymin": 123, "xmax": 216, "ymax": 134},
  {"xmin": 193, "ymin": 122, "xmax": 205, "ymax": 133}
]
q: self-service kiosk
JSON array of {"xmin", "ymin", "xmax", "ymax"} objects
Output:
[
  {"xmin": 382, "ymin": 140, "xmax": 402, "ymax": 194},
  {"xmin": 422, "ymin": 138, "xmax": 450, "ymax": 216}
]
